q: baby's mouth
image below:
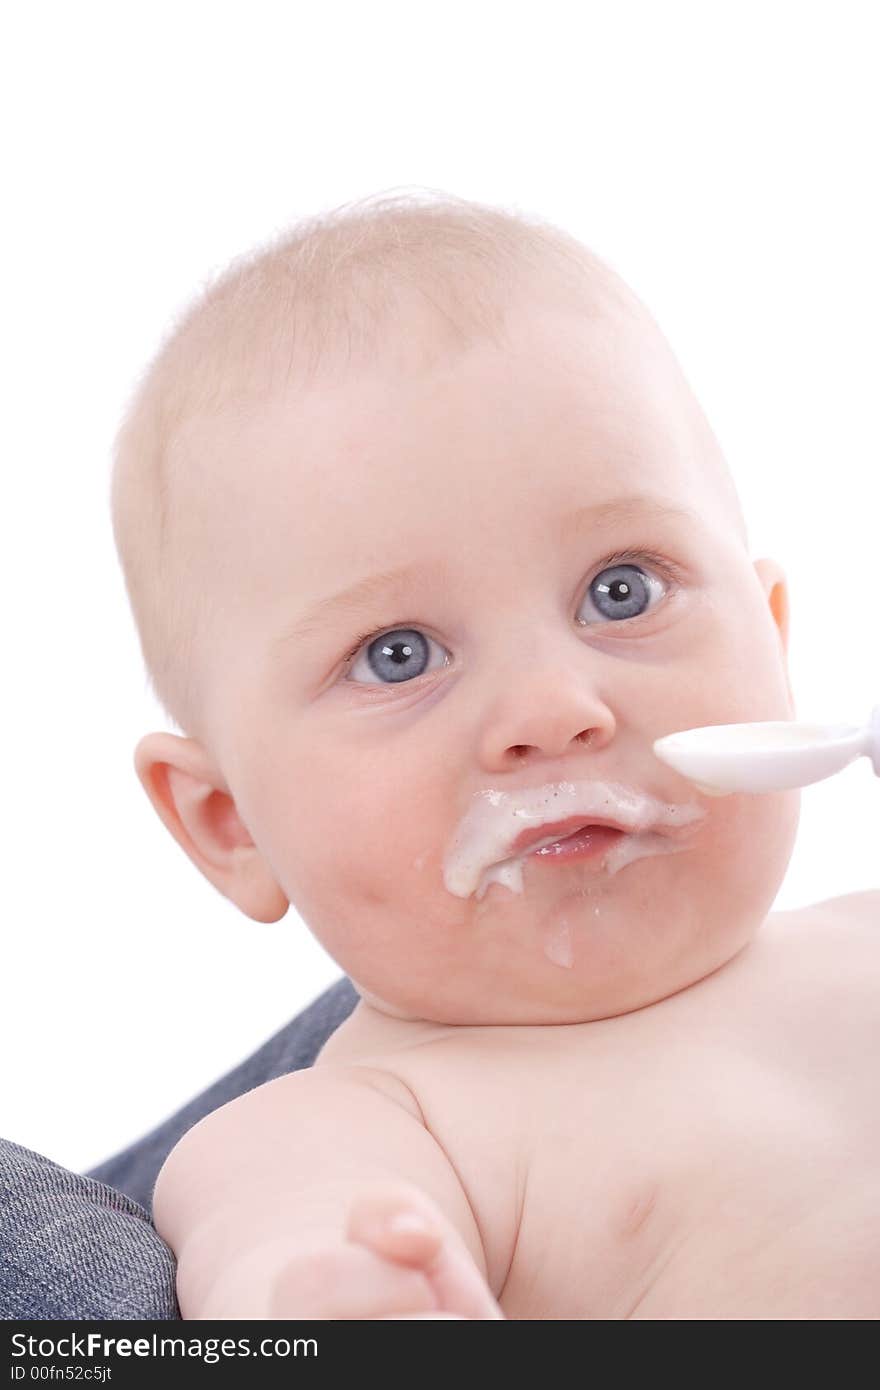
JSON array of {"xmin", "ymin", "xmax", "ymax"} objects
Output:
[
  {"xmin": 509, "ymin": 815, "xmax": 631, "ymax": 857},
  {"xmin": 531, "ymin": 824, "xmax": 624, "ymax": 853},
  {"xmin": 441, "ymin": 778, "xmax": 707, "ymax": 901},
  {"xmin": 514, "ymin": 821, "xmax": 627, "ymax": 871}
]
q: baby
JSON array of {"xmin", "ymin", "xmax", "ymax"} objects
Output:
[{"xmin": 110, "ymin": 192, "xmax": 879, "ymax": 1320}]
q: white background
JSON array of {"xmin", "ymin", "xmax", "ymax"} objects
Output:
[{"xmin": 2, "ymin": 1, "xmax": 878, "ymax": 1174}]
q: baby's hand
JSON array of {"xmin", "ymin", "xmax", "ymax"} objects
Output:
[{"xmin": 267, "ymin": 1188, "xmax": 504, "ymax": 1320}]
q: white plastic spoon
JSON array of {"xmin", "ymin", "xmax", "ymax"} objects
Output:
[{"xmin": 652, "ymin": 705, "xmax": 880, "ymax": 796}]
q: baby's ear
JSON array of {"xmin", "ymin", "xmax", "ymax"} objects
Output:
[
  {"xmin": 752, "ymin": 557, "xmax": 789, "ymax": 652},
  {"xmin": 752, "ymin": 558, "xmax": 794, "ymax": 713},
  {"xmin": 132, "ymin": 731, "xmax": 289, "ymax": 924}
]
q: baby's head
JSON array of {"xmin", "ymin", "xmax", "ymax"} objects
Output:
[{"xmin": 111, "ymin": 190, "xmax": 798, "ymax": 1026}]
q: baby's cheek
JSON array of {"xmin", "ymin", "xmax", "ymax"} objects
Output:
[
  {"xmin": 696, "ymin": 787, "xmax": 800, "ymax": 916},
  {"xmin": 723, "ymin": 786, "xmax": 798, "ymax": 857},
  {"xmin": 325, "ymin": 850, "xmax": 465, "ymax": 966}
]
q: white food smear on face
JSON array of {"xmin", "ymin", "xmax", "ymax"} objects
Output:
[
  {"xmin": 543, "ymin": 915, "xmax": 574, "ymax": 968},
  {"xmin": 441, "ymin": 779, "xmax": 706, "ymax": 902},
  {"xmin": 542, "ymin": 882, "xmax": 606, "ymax": 971}
]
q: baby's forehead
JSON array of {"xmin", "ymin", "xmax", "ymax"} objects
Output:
[
  {"xmin": 171, "ymin": 284, "xmax": 742, "ymax": 605},
  {"xmin": 174, "ymin": 252, "xmax": 647, "ymax": 433}
]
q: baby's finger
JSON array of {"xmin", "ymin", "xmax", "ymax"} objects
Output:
[
  {"xmin": 415, "ymin": 1235, "xmax": 505, "ymax": 1320},
  {"xmin": 347, "ymin": 1198, "xmax": 445, "ymax": 1267},
  {"xmin": 347, "ymin": 1195, "xmax": 504, "ymax": 1320}
]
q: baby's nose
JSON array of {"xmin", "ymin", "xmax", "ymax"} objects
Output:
[{"xmin": 478, "ymin": 680, "xmax": 615, "ymax": 771}]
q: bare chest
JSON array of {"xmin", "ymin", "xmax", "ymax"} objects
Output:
[
  {"xmin": 394, "ymin": 910, "xmax": 880, "ymax": 1318},
  {"xmin": 502, "ymin": 1035, "xmax": 879, "ymax": 1318}
]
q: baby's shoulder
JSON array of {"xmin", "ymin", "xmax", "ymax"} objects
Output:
[
  {"xmin": 833, "ymin": 888, "xmax": 880, "ymax": 923},
  {"xmin": 768, "ymin": 888, "xmax": 880, "ymax": 992},
  {"xmin": 785, "ymin": 888, "xmax": 880, "ymax": 931}
]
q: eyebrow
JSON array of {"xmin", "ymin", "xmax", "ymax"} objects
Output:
[{"xmin": 275, "ymin": 494, "xmax": 697, "ymax": 649}]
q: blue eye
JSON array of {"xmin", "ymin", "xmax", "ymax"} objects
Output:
[
  {"xmin": 340, "ymin": 550, "xmax": 677, "ymax": 687},
  {"xmin": 346, "ymin": 628, "xmax": 447, "ymax": 686},
  {"xmin": 580, "ymin": 562, "xmax": 664, "ymax": 624}
]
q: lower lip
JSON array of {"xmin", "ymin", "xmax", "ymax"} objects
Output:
[{"xmin": 526, "ymin": 825, "xmax": 626, "ymax": 864}]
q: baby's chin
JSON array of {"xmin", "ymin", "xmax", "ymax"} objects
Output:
[{"xmin": 348, "ymin": 933, "xmax": 757, "ymax": 1027}]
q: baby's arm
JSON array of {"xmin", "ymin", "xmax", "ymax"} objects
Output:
[{"xmin": 152, "ymin": 1064, "xmax": 503, "ymax": 1320}]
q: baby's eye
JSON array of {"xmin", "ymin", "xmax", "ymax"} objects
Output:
[
  {"xmin": 341, "ymin": 556, "xmax": 674, "ymax": 686},
  {"xmin": 577, "ymin": 560, "xmax": 668, "ymax": 626},
  {"xmin": 344, "ymin": 628, "xmax": 449, "ymax": 686}
]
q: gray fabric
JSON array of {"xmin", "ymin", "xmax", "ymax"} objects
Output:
[
  {"xmin": 1, "ymin": 975, "xmax": 358, "ymax": 1319},
  {"xmin": 0, "ymin": 1138, "xmax": 178, "ymax": 1319}
]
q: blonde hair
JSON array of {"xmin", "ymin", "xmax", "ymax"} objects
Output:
[{"xmin": 109, "ymin": 187, "xmax": 740, "ymax": 739}]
